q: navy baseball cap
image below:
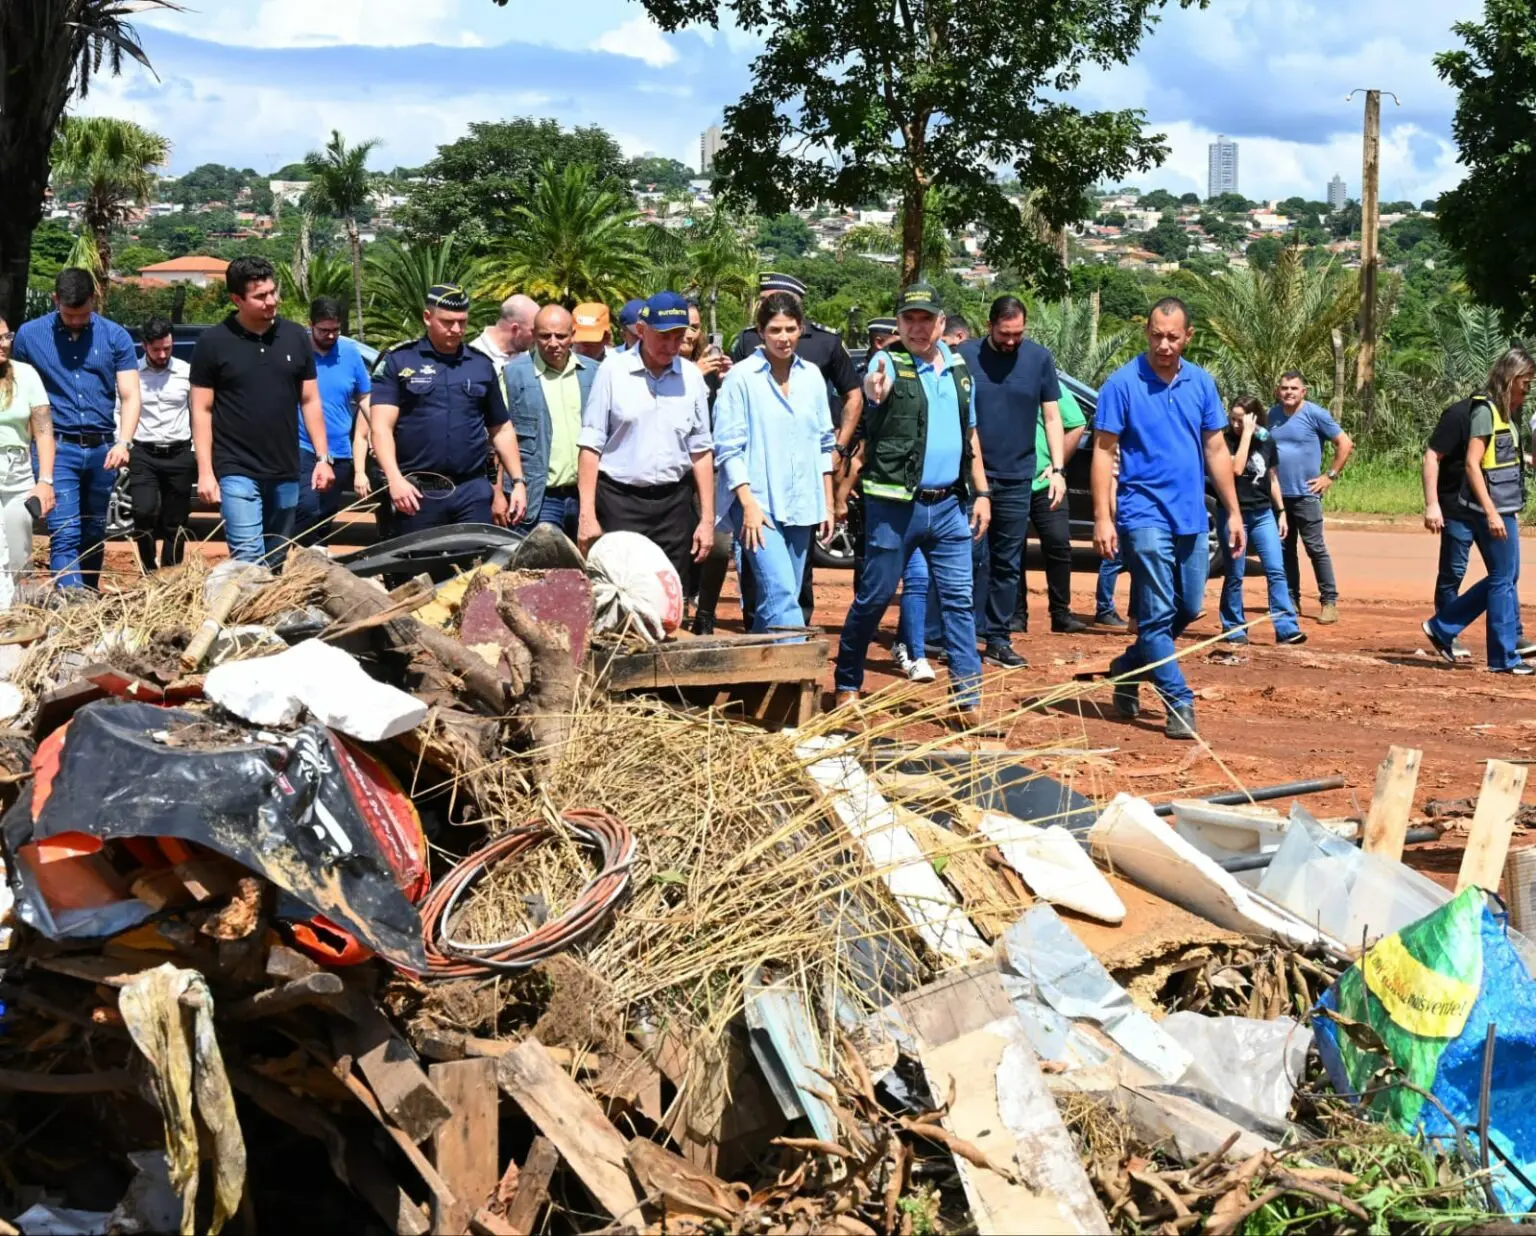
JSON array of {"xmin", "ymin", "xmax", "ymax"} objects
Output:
[
  {"xmin": 618, "ymin": 298, "xmax": 645, "ymax": 328},
  {"xmin": 639, "ymin": 291, "xmax": 690, "ymax": 332}
]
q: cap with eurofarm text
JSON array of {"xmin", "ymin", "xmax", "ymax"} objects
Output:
[
  {"xmin": 638, "ymin": 291, "xmax": 690, "ymax": 332},
  {"xmin": 572, "ymin": 302, "xmax": 611, "ymax": 343},
  {"xmin": 425, "ymin": 283, "xmax": 470, "ymax": 311},
  {"xmin": 759, "ymin": 272, "xmax": 807, "ymax": 298},
  {"xmin": 896, "ymin": 282, "xmax": 942, "ymax": 315},
  {"xmin": 866, "ymin": 316, "xmax": 898, "ymax": 336},
  {"xmin": 618, "ymin": 298, "xmax": 645, "ymax": 328}
]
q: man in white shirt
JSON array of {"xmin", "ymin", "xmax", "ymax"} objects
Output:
[
  {"xmin": 470, "ymin": 294, "xmax": 537, "ymax": 372},
  {"xmin": 130, "ymin": 317, "xmax": 195, "ymax": 570}
]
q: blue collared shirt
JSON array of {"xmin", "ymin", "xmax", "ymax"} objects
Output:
[
  {"xmin": 1266, "ymin": 399, "xmax": 1343, "ymax": 498},
  {"xmin": 870, "ymin": 342, "xmax": 963, "ymax": 488},
  {"xmin": 579, "ymin": 349, "xmax": 712, "ymax": 486},
  {"xmin": 1095, "ymin": 353, "xmax": 1226, "ymax": 535},
  {"xmin": 12, "ymin": 311, "xmax": 136, "ymax": 434},
  {"xmin": 301, "ymin": 338, "xmax": 372, "ymax": 460},
  {"xmin": 714, "ymin": 350, "xmax": 835, "ymax": 528}
]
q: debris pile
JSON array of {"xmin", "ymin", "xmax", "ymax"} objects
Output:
[{"xmin": 0, "ymin": 534, "xmax": 1531, "ymax": 1234}]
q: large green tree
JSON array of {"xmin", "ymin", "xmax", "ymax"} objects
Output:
[
  {"xmin": 398, "ymin": 119, "xmax": 627, "ymax": 252},
  {"xmin": 50, "ymin": 115, "xmax": 169, "ymax": 287},
  {"xmin": 0, "ymin": 0, "xmax": 175, "ymax": 323},
  {"xmin": 1435, "ymin": 0, "xmax": 1536, "ymax": 331},
  {"xmin": 633, "ymin": 0, "xmax": 1191, "ymax": 291},
  {"xmin": 303, "ymin": 130, "xmax": 379, "ymax": 343},
  {"xmin": 627, "ymin": 155, "xmax": 696, "ymax": 193}
]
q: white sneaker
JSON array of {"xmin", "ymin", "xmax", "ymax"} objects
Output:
[
  {"xmin": 909, "ymin": 657, "xmax": 937, "ymax": 683},
  {"xmin": 893, "ymin": 641, "xmax": 916, "ymax": 675}
]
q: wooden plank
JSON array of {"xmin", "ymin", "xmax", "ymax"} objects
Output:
[
  {"xmin": 1457, "ymin": 759, "xmax": 1528, "ymax": 894},
  {"xmin": 343, "ymin": 993, "xmax": 453, "ymax": 1144},
  {"xmin": 602, "ymin": 639, "xmax": 829, "ymax": 691},
  {"xmin": 1362, "ymin": 745, "xmax": 1422, "ymax": 863},
  {"xmin": 496, "ymin": 1039, "xmax": 640, "ymax": 1222},
  {"xmin": 429, "ymin": 1058, "xmax": 501, "ymax": 1235},
  {"xmin": 896, "ymin": 963, "xmax": 1016, "ymax": 1047},
  {"xmin": 344, "ymin": 1139, "xmax": 432, "ymax": 1236},
  {"xmin": 225, "ymin": 972, "xmax": 344, "ymax": 1022},
  {"xmin": 504, "ymin": 1136, "xmax": 559, "ymax": 1236}
]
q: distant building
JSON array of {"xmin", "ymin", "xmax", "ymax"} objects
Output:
[
  {"xmin": 699, "ymin": 125, "xmax": 723, "ymax": 174},
  {"xmin": 1207, "ymin": 135, "xmax": 1239, "ymax": 199},
  {"xmin": 268, "ymin": 179, "xmax": 310, "ymax": 207},
  {"xmin": 1327, "ymin": 175, "xmax": 1347, "ymax": 211},
  {"xmin": 136, "ymin": 255, "xmax": 230, "ymax": 287}
]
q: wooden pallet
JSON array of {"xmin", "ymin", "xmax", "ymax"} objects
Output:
[{"xmin": 592, "ymin": 634, "xmax": 828, "ymax": 728}]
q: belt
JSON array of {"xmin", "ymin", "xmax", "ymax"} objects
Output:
[
  {"xmin": 545, "ymin": 484, "xmax": 578, "ymax": 498},
  {"xmin": 139, "ymin": 439, "xmax": 191, "ymax": 456},
  {"xmin": 408, "ymin": 471, "xmax": 481, "ymax": 493},
  {"xmin": 597, "ymin": 473, "xmax": 689, "ymax": 495},
  {"xmin": 56, "ymin": 430, "xmax": 114, "ymax": 447},
  {"xmin": 914, "ymin": 485, "xmax": 957, "ymax": 503}
]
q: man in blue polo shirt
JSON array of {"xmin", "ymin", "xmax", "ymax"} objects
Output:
[
  {"xmin": 1091, "ymin": 297, "xmax": 1244, "ymax": 739},
  {"xmin": 1268, "ymin": 370, "xmax": 1353, "ymax": 624},
  {"xmin": 12, "ymin": 267, "xmax": 141, "ymax": 590},
  {"xmin": 295, "ymin": 296, "xmax": 371, "ymax": 546}
]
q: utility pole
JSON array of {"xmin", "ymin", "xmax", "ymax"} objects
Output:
[{"xmin": 1347, "ymin": 88, "xmax": 1399, "ymax": 438}]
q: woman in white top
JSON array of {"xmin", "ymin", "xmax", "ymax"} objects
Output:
[{"xmin": 0, "ymin": 318, "xmax": 57, "ymax": 599}]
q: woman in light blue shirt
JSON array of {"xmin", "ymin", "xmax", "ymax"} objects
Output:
[{"xmin": 713, "ymin": 292, "xmax": 835, "ymax": 632}]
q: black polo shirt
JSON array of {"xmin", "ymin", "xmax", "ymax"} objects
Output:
[
  {"xmin": 1428, "ymin": 399, "xmax": 1474, "ymax": 507},
  {"xmin": 189, "ymin": 314, "xmax": 316, "ymax": 481}
]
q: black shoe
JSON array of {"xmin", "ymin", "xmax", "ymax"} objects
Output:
[
  {"xmin": 1096, "ymin": 611, "xmax": 1128, "ymax": 629},
  {"xmin": 1224, "ymin": 632, "xmax": 1250, "ymax": 646},
  {"xmin": 691, "ymin": 610, "xmax": 716, "ymax": 636},
  {"xmin": 1422, "ymin": 620, "xmax": 1458, "ymax": 665},
  {"xmin": 1165, "ymin": 705, "xmax": 1199, "ymax": 740},
  {"xmin": 1008, "ymin": 614, "xmax": 1027, "ymax": 634},
  {"xmin": 1112, "ymin": 679, "xmax": 1141, "ymax": 719},
  {"xmin": 983, "ymin": 642, "xmax": 1027, "ymax": 669},
  {"xmin": 1052, "ymin": 614, "xmax": 1089, "ymax": 634},
  {"xmin": 1279, "ymin": 631, "xmax": 1308, "ymax": 645}
]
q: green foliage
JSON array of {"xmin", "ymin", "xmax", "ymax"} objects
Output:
[
  {"xmin": 363, "ymin": 235, "xmax": 492, "ymax": 346},
  {"xmin": 627, "ymin": 156, "xmax": 695, "ymax": 193},
  {"xmin": 1246, "ymin": 236, "xmax": 1284, "ymax": 271},
  {"xmin": 1328, "ymin": 202, "xmax": 1361, "ymax": 240},
  {"xmin": 1197, "ymin": 213, "xmax": 1243, "ymax": 246},
  {"xmin": 1027, "ymin": 296, "xmax": 1136, "ymax": 384},
  {"xmin": 1136, "ymin": 189, "xmax": 1178, "ymax": 211},
  {"xmin": 398, "ymin": 119, "xmax": 627, "ymax": 252},
  {"xmin": 1177, "ymin": 192, "xmax": 1200, "ymax": 206},
  {"xmin": 103, "ymin": 280, "xmax": 230, "ymax": 330},
  {"xmin": 1137, "ymin": 216, "xmax": 1189, "ymax": 260},
  {"xmin": 303, "ymin": 129, "xmax": 379, "ymax": 338},
  {"xmin": 666, "ymin": 0, "xmax": 1186, "ymax": 292},
  {"xmin": 274, "ymin": 251, "xmax": 356, "ymax": 328},
  {"xmin": 475, "ymin": 162, "xmax": 649, "ymax": 306},
  {"xmin": 1206, "ymin": 192, "xmax": 1251, "ymax": 213},
  {"xmin": 1069, "ymin": 264, "xmax": 1146, "ymax": 321},
  {"xmin": 29, "ymin": 221, "xmax": 76, "ymax": 277},
  {"xmin": 1098, "ymin": 210, "xmax": 1127, "ymax": 228},
  {"xmin": 755, "ymin": 212, "xmax": 815, "ymax": 259},
  {"xmin": 114, "ymin": 243, "xmax": 168, "ymax": 273},
  {"xmin": 169, "ymin": 163, "xmax": 252, "ymax": 207},
  {"xmin": 134, "ymin": 217, "xmax": 211, "ymax": 258},
  {"xmin": 674, "ymin": 209, "xmax": 759, "ymax": 334},
  {"xmin": 1381, "ymin": 199, "xmax": 1418, "ymax": 215}
]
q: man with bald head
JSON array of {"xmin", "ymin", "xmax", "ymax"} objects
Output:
[
  {"xmin": 472, "ymin": 294, "xmax": 538, "ymax": 372},
  {"xmin": 497, "ymin": 302, "xmax": 600, "ymax": 535}
]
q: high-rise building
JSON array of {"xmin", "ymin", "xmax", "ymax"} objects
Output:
[
  {"xmin": 1327, "ymin": 174, "xmax": 1348, "ymax": 211},
  {"xmin": 699, "ymin": 125, "xmax": 723, "ymax": 174},
  {"xmin": 1207, "ymin": 135, "xmax": 1239, "ymax": 199}
]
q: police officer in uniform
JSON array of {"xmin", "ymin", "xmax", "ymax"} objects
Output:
[
  {"xmin": 730, "ymin": 272, "xmax": 862, "ymax": 626},
  {"xmin": 369, "ymin": 283, "xmax": 527, "ymax": 535}
]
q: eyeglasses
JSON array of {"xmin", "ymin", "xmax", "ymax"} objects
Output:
[{"xmin": 0, "ymin": 333, "xmax": 13, "ymax": 345}]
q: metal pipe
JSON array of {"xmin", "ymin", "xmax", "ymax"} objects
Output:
[
  {"xmin": 1152, "ymin": 776, "xmax": 1347, "ymax": 817},
  {"xmin": 1217, "ymin": 825, "xmax": 1440, "ymax": 873}
]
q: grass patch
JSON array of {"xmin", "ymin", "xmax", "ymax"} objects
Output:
[{"xmin": 1326, "ymin": 458, "xmax": 1423, "ymax": 516}]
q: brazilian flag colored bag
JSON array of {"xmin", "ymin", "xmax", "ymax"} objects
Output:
[{"xmin": 1315, "ymin": 885, "xmax": 1536, "ymax": 1211}]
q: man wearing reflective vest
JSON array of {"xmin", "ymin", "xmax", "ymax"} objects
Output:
[{"xmin": 833, "ymin": 283, "xmax": 991, "ymax": 728}]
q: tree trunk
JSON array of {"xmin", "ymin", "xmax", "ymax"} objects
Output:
[
  {"xmin": 94, "ymin": 224, "xmax": 112, "ymax": 309},
  {"xmin": 0, "ymin": 206, "xmax": 36, "ymax": 328},
  {"xmin": 900, "ymin": 178, "xmax": 925, "ymax": 288},
  {"xmin": 347, "ymin": 218, "xmax": 366, "ymax": 345},
  {"xmin": 1088, "ymin": 290, "xmax": 1100, "ymax": 358},
  {"xmin": 708, "ymin": 288, "xmax": 718, "ymax": 339}
]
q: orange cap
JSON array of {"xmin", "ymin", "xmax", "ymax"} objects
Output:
[{"xmin": 572, "ymin": 302, "xmax": 611, "ymax": 343}]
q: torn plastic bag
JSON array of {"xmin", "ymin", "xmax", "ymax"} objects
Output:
[
  {"xmin": 1164, "ymin": 1011, "xmax": 1311, "ymax": 1124},
  {"xmin": 2, "ymin": 700, "xmax": 428, "ymax": 970}
]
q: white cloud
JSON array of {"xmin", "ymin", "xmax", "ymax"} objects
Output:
[
  {"xmin": 139, "ymin": 0, "xmax": 481, "ymax": 48},
  {"xmin": 591, "ymin": 15, "xmax": 677, "ymax": 67}
]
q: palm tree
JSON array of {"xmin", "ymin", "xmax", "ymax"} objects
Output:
[
  {"xmin": 50, "ymin": 115, "xmax": 169, "ymax": 294},
  {"xmin": 1438, "ymin": 302, "xmax": 1510, "ymax": 392},
  {"xmin": 477, "ymin": 162, "xmax": 649, "ymax": 305},
  {"xmin": 275, "ymin": 251, "xmax": 356, "ymax": 328},
  {"xmin": 679, "ymin": 209, "xmax": 757, "ymax": 337},
  {"xmin": 1028, "ymin": 297, "xmax": 1136, "ymax": 386},
  {"xmin": 0, "ymin": 0, "xmax": 180, "ymax": 322},
  {"xmin": 304, "ymin": 130, "xmax": 379, "ymax": 343},
  {"xmin": 838, "ymin": 223, "xmax": 898, "ymax": 261},
  {"xmin": 1187, "ymin": 248, "xmax": 1358, "ymax": 401},
  {"xmin": 364, "ymin": 235, "xmax": 490, "ymax": 346}
]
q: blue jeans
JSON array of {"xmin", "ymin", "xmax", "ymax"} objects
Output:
[
  {"xmin": 1437, "ymin": 512, "xmax": 1525, "ymax": 644},
  {"xmin": 897, "ymin": 547, "xmax": 929, "ymax": 653},
  {"xmin": 1219, "ymin": 509, "xmax": 1300, "ymax": 641},
  {"xmin": 220, "ymin": 475, "xmax": 299, "ymax": 568},
  {"xmin": 1096, "ymin": 553, "xmax": 1124, "ymax": 618},
  {"xmin": 836, "ymin": 495, "xmax": 982, "ymax": 706},
  {"xmin": 295, "ymin": 449, "xmax": 356, "ymax": 548},
  {"xmin": 1428, "ymin": 511, "xmax": 1522, "ymax": 670},
  {"xmin": 45, "ymin": 437, "xmax": 115, "ymax": 589},
  {"xmin": 1110, "ymin": 525, "xmax": 1209, "ymax": 712},
  {"xmin": 536, "ymin": 490, "xmax": 579, "ymax": 538},
  {"xmin": 971, "ymin": 479, "xmax": 1032, "ymax": 642},
  {"xmin": 733, "ymin": 517, "xmax": 813, "ymax": 634}
]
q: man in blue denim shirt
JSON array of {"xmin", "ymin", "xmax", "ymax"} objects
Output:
[
  {"xmin": 12, "ymin": 267, "xmax": 141, "ymax": 589},
  {"xmin": 1091, "ymin": 298, "xmax": 1245, "ymax": 739}
]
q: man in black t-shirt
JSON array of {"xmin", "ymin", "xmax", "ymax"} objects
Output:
[
  {"xmin": 1217, "ymin": 400, "xmax": 1306, "ymax": 646},
  {"xmin": 1423, "ymin": 399, "xmax": 1530, "ymax": 659},
  {"xmin": 190, "ymin": 255, "xmax": 332, "ymax": 567}
]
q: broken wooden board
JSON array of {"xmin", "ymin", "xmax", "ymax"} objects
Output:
[
  {"xmin": 1457, "ymin": 759, "xmax": 1529, "ymax": 894},
  {"xmin": 504, "ymin": 1136, "xmax": 559, "ymax": 1236},
  {"xmin": 599, "ymin": 636, "xmax": 827, "ymax": 691},
  {"xmin": 429, "ymin": 1058, "xmax": 500, "ymax": 1235},
  {"xmin": 496, "ymin": 1039, "xmax": 640, "ymax": 1222},
  {"xmin": 1363, "ymin": 745, "xmax": 1422, "ymax": 863},
  {"xmin": 340, "ymin": 993, "xmax": 452, "ymax": 1144},
  {"xmin": 799, "ymin": 735, "xmax": 988, "ymax": 965}
]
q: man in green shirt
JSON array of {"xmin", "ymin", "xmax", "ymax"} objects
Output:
[{"xmin": 1012, "ymin": 385, "xmax": 1088, "ymax": 631}]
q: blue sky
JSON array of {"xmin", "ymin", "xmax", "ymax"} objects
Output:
[{"xmin": 73, "ymin": 0, "xmax": 1480, "ymax": 204}]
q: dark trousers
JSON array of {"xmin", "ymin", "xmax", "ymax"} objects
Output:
[
  {"xmin": 295, "ymin": 449, "xmax": 356, "ymax": 547},
  {"xmin": 126, "ymin": 441, "xmax": 196, "ymax": 572},
  {"xmin": 595, "ymin": 473, "xmax": 696, "ymax": 587},
  {"xmin": 1282, "ymin": 494, "xmax": 1338, "ymax": 606},
  {"xmin": 392, "ymin": 474, "xmax": 493, "ymax": 537},
  {"xmin": 1010, "ymin": 487, "xmax": 1074, "ymax": 631},
  {"xmin": 971, "ymin": 480, "xmax": 1029, "ymax": 643},
  {"xmin": 365, "ymin": 462, "xmax": 394, "ymax": 542},
  {"xmin": 739, "ymin": 547, "xmax": 815, "ymax": 626}
]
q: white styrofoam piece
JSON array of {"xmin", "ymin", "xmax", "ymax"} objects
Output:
[
  {"xmin": 798, "ymin": 735, "xmax": 988, "ymax": 964},
  {"xmin": 979, "ymin": 812, "xmax": 1125, "ymax": 923},
  {"xmin": 205, "ymin": 639, "xmax": 428, "ymax": 741}
]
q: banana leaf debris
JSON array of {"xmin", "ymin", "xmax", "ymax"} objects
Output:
[{"xmin": 0, "ymin": 532, "xmax": 1527, "ymax": 1235}]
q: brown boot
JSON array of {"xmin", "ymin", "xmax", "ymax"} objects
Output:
[
  {"xmin": 949, "ymin": 706, "xmax": 983, "ymax": 731},
  {"xmin": 1318, "ymin": 601, "xmax": 1339, "ymax": 624}
]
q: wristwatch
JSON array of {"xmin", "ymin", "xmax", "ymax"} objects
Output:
[
  {"xmin": 973, "ymin": 488, "xmax": 992, "ymax": 499},
  {"xmin": 114, "ymin": 439, "xmax": 132, "ymax": 452},
  {"xmin": 510, "ymin": 477, "xmax": 527, "ymax": 488},
  {"xmin": 39, "ymin": 476, "xmax": 53, "ymax": 486},
  {"xmin": 1326, "ymin": 469, "xmax": 1339, "ymax": 481},
  {"xmin": 321, "ymin": 452, "xmax": 335, "ymax": 466}
]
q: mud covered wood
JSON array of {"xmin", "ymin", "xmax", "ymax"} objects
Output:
[
  {"xmin": 596, "ymin": 636, "xmax": 828, "ymax": 691},
  {"xmin": 429, "ymin": 1058, "xmax": 500, "ymax": 1234}
]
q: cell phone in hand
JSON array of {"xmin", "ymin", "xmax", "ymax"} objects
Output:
[
  {"xmin": 24, "ymin": 496, "xmax": 41, "ymax": 520},
  {"xmin": 709, "ymin": 331, "xmax": 723, "ymax": 348}
]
